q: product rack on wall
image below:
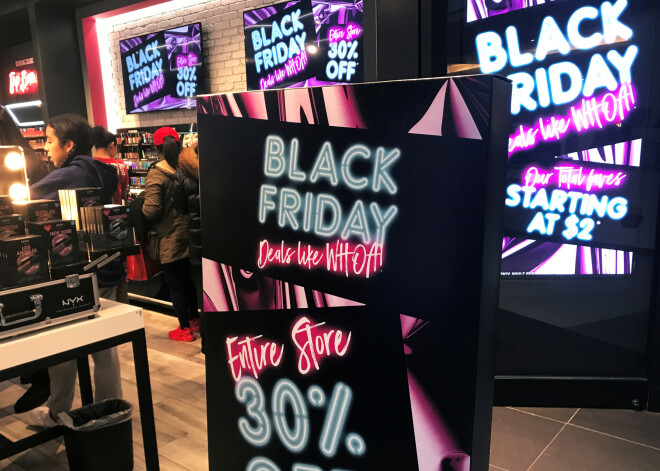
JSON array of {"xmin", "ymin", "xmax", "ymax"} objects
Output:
[
  {"xmin": 116, "ymin": 124, "xmax": 193, "ymax": 194},
  {"xmin": 20, "ymin": 126, "xmax": 47, "ymax": 160}
]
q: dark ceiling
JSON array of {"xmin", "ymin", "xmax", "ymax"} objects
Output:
[
  {"xmin": 0, "ymin": 0, "xmax": 104, "ymax": 47},
  {"xmin": 0, "ymin": 0, "xmax": 102, "ymax": 16}
]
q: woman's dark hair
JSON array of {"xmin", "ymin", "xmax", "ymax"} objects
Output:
[
  {"xmin": 0, "ymin": 105, "xmax": 49, "ymax": 183},
  {"xmin": 92, "ymin": 125, "xmax": 116, "ymax": 149},
  {"xmin": 48, "ymin": 114, "xmax": 93, "ymax": 161},
  {"xmin": 156, "ymin": 136, "xmax": 181, "ymax": 169}
]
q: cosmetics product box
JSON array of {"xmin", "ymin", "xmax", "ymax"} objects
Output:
[
  {"xmin": 58, "ymin": 188, "xmax": 103, "ymax": 230},
  {"xmin": 0, "ymin": 235, "xmax": 49, "ymax": 288},
  {"xmin": 0, "ymin": 215, "xmax": 26, "ymax": 239},
  {"xmin": 12, "ymin": 200, "xmax": 62, "ymax": 223},
  {"xmin": 0, "ymin": 195, "xmax": 12, "ymax": 216},
  {"xmin": 27, "ymin": 220, "xmax": 81, "ymax": 268},
  {"xmin": 81, "ymin": 205, "xmax": 135, "ymax": 250}
]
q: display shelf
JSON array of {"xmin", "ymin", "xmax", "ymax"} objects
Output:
[{"xmin": 117, "ymin": 124, "xmax": 192, "ymax": 195}]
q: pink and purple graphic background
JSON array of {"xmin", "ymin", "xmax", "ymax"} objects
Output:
[{"xmin": 197, "ymin": 76, "xmax": 497, "ymax": 470}]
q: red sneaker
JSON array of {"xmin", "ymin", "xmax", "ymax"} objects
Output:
[
  {"xmin": 189, "ymin": 318, "xmax": 200, "ymax": 333},
  {"xmin": 169, "ymin": 326, "xmax": 195, "ymax": 342}
]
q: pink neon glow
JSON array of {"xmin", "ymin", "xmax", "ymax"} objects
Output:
[
  {"xmin": 9, "ymin": 69, "xmax": 38, "ymax": 95},
  {"xmin": 259, "ymin": 51, "xmax": 309, "ymax": 90},
  {"xmin": 176, "ymin": 53, "xmax": 198, "ymax": 69},
  {"xmin": 522, "ymin": 165, "xmax": 627, "ymax": 192},
  {"xmin": 328, "ymin": 23, "xmax": 363, "ymax": 42},
  {"xmin": 291, "ymin": 316, "xmax": 351, "ymax": 375},
  {"xmin": 257, "ymin": 239, "xmax": 385, "ymax": 278},
  {"xmin": 225, "ymin": 334, "xmax": 285, "ymax": 382},
  {"xmin": 400, "ymin": 315, "xmax": 469, "ymax": 469},
  {"xmin": 509, "ymin": 83, "xmax": 636, "ymax": 155},
  {"xmin": 133, "ymin": 73, "xmax": 165, "ymax": 108}
]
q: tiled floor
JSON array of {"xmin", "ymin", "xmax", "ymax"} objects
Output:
[
  {"xmin": 2, "ymin": 309, "xmax": 660, "ymax": 470},
  {"xmin": 489, "ymin": 406, "xmax": 660, "ymax": 471}
]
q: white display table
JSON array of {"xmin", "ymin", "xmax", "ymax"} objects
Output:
[{"xmin": 0, "ymin": 299, "xmax": 160, "ymax": 470}]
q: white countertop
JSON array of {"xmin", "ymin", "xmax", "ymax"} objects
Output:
[{"xmin": 0, "ymin": 299, "xmax": 144, "ymax": 371}]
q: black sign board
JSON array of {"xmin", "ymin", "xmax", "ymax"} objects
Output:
[{"xmin": 198, "ymin": 75, "xmax": 511, "ymax": 471}]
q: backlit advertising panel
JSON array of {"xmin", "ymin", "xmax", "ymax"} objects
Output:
[
  {"xmin": 199, "ymin": 76, "xmax": 511, "ymax": 470},
  {"xmin": 244, "ymin": 0, "xmax": 364, "ymax": 90},
  {"xmin": 464, "ymin": 0, "xmax": 659, "ymax": 275},
  {"xmin": 120, "ymin": 23, "xmax": 204, "ymax": 113}
]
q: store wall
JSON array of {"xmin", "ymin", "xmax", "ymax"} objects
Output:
[
  {"xmin": 105, "ymin": 0, "xmax": 275, "ymax": 129},
  {"xmin": 31, "ymin": 1, "xmax": 87, "ymax": 118}
]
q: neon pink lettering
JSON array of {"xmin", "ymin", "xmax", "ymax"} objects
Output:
[
  {"xmin": 291, "ymin": 316, "xmax": 351, "ymax": 375},
  {"xmin": 226, "ymin": 335, "xmax": 285, "ymax": 382}
]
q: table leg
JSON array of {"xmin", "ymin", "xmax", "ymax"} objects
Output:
[
  {"xmin": 76, "ymin": 356, "xmax": 93, "ymax": 405},
  {"xmin": 132, "ymin": 331, "xmax": 160, "ymax": 471}
]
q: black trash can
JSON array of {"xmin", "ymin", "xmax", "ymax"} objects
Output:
[{"xmin": 62, "ymin": 398, "xmax": 133, "ymax": 471}]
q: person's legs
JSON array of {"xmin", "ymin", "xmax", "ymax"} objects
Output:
[
  {"xmin": 32, "ymin": 284, "xmax": 120, "ymax": 425},
  {"xmin": 98, "ymin": 285, "xmax": 118, "ymax": 301},
  {"xmin": 94, "ymin": 284, "xmax": 122, "ymax": 399},
  {"xmin": 162, "ymin": 259, "xmax": 193, "ymax": 329},
  {"xmin": 91, "ymin": 347, "xmax": 122, "ymax": 402},
  {"xmin": 14, "ymin": 369, "xmax": 50, "ymax": 413},
  {"xmin": 186, "ymin": 272, "xmax": 201, "ymax": 332},
  {"xmin": 186, "ymin": 276, "xmax": 199, "ymax": 319},
  {"xmin": 115, "ymin": 278, "xmax": 129, "ymax": 304},
  {"xmin": 46, "ymin": 360, "xmax": 77, "ymax": 415}
]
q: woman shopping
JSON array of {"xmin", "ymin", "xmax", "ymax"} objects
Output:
[
  {"xmin": 142, "ymin": 127, "xmax": 200, "ymax": 342},
  {"xmin": 28, "ymin": 114, "xmax": 124, "ymax": 426}
]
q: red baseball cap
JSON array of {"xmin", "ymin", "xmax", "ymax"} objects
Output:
[{"xmin": 154, "ymin": 127, "xmax": 180, "ymax": 145}]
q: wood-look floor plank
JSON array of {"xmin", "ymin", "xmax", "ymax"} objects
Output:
[
  {"xmin": 159, "ymin": 434, "xmax": 209, "ymax": 471},
  {"xmin": 133, "ymin": 441, "xmax": 193, "ymax": 471},
  {"xmin": 152, "ymin": 401, "xmax": 208, "ymax": 442}
]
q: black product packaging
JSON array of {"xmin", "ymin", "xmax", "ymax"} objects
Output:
[
  {"xmin": 12, "ymin": 200, "xmax": 62, "ymax": 223},
  {"xmin": 26, "ymin": 220, "xmax": 81, "ymax": 268},
  {"xmin": 0, "ymin": 196, "xmax": 12, "ymax": 216},
  {"xmin": 58, "ymin": 188, "xmax": 103, "ymax": 230},
  {"xmin": 82, "ymin": 205, "xmax": 134, "ymax": 250},
  {"xmin": 0, "ymin": 235, "xmax": 49, "ymax": 288},
  {"xmin": 0, "ymin": 215, "xmax": 26, "ymax": 239}
]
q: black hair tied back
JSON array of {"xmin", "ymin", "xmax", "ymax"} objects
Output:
[
  {"xmin": 92, "ymin": 125, "xmax": 116, "ymax": 149},
  {"xmin": 161, "ymin": 135, "xmax": 181, "ymax": 169}
]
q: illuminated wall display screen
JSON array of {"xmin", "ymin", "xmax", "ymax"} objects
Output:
[
  {"xmin": 465, "ymin": 0, "xmax": 659, "ymax": 275},
  {"xmin": 120, "ymin": 22, "xmax": 204, "ymax": 113},
  {"xmin": 199, "ymin": 76, "xmax": 511, "ymax": 470},
  {"xmin": 243, "ymin": 0, "xmax": 364, "ymax": 91},
  {"xmin": 468, "ymin": 0, "xmax": 558, "ymax": 23},
  {"xmin": 8, "ymin": 68, "xmax": 38, "ymax": 96}
]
